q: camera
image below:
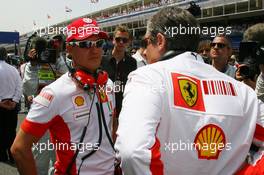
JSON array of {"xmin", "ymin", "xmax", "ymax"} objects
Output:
[
  {"xmin": 31, "ymin": 36, "xmax": 57, "ymax": 64},
  {"xmin": 238, "ymin": 42, "xmax": 264, "ymax": 79}
]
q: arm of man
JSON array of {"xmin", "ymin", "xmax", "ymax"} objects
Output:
[
  {"xmin": 13, "ymin": 68, "xmax": 23, "ymax": 103},
  {"xmin": 11, "ymin": 129, "xmax": 40, "ymax": 175},
  {"xmin": 115, "ymin": 68, "xmax": 164, "ymax": 175}
]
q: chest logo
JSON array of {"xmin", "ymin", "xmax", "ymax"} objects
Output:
[{"xmin": 74, "ymin": 96, "xmax": 85, "ymax": 107}]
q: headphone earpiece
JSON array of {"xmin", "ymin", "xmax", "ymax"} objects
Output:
[{"xmin": 73, "ymin": 69, "xmax": 108, "ymax": 91}]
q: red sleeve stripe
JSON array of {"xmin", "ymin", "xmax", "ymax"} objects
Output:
[
  {"xmin": 254, "ymin": 124, "xmax": 264, "ymax": 141},
  {"xmin": 150, "ymin": 137, "xmax": 164, "ymax": 175},
  {"xmin": 21, "ymin": 118, "xmax": 50, "ymax": 138}
]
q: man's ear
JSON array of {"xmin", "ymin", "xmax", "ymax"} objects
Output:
[{"xmin": 156, "ymin": 33, "xmax": 166, "ymax": 54}]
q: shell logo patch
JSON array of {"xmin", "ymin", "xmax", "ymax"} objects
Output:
[
  {"xmin": 74, "ymin": 96, "xmax": 85, "ymax": 107},
  {"xmin": 194, "ymin": 124, "xmax": 226, "ymax": 160},
  {"xmin": 72, "ymin": 94, "xmax": 87, "ymax": 109},
  {"xmin": 172, "ymin": 73, "xmax": 205, "ymax": 112}
]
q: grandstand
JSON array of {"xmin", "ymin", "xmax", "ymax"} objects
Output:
[{"xmin": 2, "ymin": 0, "xmax": 264, "ymax": 54}]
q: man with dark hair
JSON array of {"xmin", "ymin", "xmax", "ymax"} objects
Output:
[
  {"xmin": 210, "ymin": 34, "xmax": 236, "ymax": 78},
  {"xmin": 0, "ymin": 47, "xmax": 22, "ymax": 163},
  {"xmin": 101, "ymin": 25, "xmax": 137, "ymax": 141},
  {"xmin": 115, "ymin": 7, "xmax": 264, "ymax": 174}
]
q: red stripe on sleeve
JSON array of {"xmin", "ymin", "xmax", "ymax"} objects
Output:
[
  {"xmin": 150, "ymin": 137, "xmax": 164, "ymax": 175},
  {"xmin": 254, "ymin": 124, "xmax": 264, "ymax": 141},
  {"xmin": 21, "ymin": 118, "xmax": 50, "ymax": 138}
]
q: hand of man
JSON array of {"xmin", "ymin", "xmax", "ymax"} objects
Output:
[
  {"xmin": 27, "ymin": 96, "xmax": 34, "ymax": 103},
  {"xmin": 0, "ymin": 100, "xmax": 16, "ymax": 110}
]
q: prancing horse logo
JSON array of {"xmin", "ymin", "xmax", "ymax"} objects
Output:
[{"xmin": 178, "ymin": 78, "xmax": 198, "ymax": 107}]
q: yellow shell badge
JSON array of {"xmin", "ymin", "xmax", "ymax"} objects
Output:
[
  {"xmin": 194, "ymin": 124, "xmax": 226, "ymax": 160},
  {"xmin": 74, "ymin": 96, "xmax": 85, "ymax": 107},
  {"xmin": 179, "ymin": 78, "xmax": 198, "ymax": 107}
]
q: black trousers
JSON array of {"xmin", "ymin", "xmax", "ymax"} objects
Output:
[{"xmin": 0, "ymin": 106, "xmax": 18, "ymax": 161}]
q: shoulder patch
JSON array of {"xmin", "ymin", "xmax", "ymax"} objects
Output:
[{"xmin": 34, "ymin": 91, "xmax": 54, "ymax": 107}]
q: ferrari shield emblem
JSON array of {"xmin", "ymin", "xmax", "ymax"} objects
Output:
[
  {"xmin": 171, "ymin": 73, "xmax": 205, "ymax": 112},
  {"xmin": 179, "ymin": 78, "xmax": 198, "ymax": 107}
]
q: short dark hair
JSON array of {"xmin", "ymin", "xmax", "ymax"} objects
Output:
[
  {"xmin": 0, "ymin": 47, "xmax": 7, "ymax": 60},
  {"xmin": 146, "ymin": 6, "xmax": 200, "ymax": 52},
  {"xmin": 243, "ymin": 23, "xmax": 264, "ymax": 46}
]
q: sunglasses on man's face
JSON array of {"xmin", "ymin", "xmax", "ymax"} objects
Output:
[
  {"xmin": 115, "ymin": 37, "xmax": 129, "ymax": 43},
  {"xmin": 68, "ymin": 39, "xmax": 104, "ymax": 48},
  {"xmin": 210, "ymin": 42, "xmax": 227, "ymax": 49}
]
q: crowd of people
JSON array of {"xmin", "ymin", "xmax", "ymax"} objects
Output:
[
  {"xmin": 1, "ymin": 5, "xmax": 264, "ymax": 175},
  {"xmin": 95, "ymin": 0, "xmax": 184, "ymax": 21}
]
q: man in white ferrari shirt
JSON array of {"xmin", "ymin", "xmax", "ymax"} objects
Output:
[
  {"xmin": 115, "ymin": 7, "xmax": 264, "ymax": 175},
  {"xmin": 11, "ymin": 18, "xmax": 115, "ymax": 175}
]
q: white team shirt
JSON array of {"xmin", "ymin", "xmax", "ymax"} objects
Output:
[
  {"xmin": 0, "ymin": 60, "xmax": 22, "ymax": 102},
  {"xmin": 21, "ymin": 73, "xmax": 115, "ymax": 175},
  {"xmin": 115, "ymin": 52, "xmax": 264, "ymax": 175}
]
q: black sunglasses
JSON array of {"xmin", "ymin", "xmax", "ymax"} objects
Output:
[
  {"xmin": 210, "ymin": 42, "xmax": 227, "ymax": 49},
  {"xmin": 115, "ymin": 37, "xmax": 129, "ymax": 43},
  {"xmin": 68, "ymin": 39, "xmax": 104, "ymax": 48}
]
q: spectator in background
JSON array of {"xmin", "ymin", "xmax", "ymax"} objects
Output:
[
  {"xmin": 244, "ymin": 23, "xmax": 264, "ymax": 101},
  {"xmin": 232, "ymin": 23, "xmax": 264, "ymax": 174},
  {"xmin": 197, "ymin": 39, "xmax": 211, "ymax": 64},
  {"xmin": 101, "ymin": 25, "xmax": 137, "ymax": 141},
  {"xmin": 210, "ymin": 34, "xmax": 236, "ymax": 78},
  {"xmin": 228, "ymin": 54, "xmax": 238, "ymax": 67},
  {"xmin": 0, "ymin": 47, "xmax": 22, "ymax": 164}
]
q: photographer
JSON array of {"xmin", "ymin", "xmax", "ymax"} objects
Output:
[
  {"xmin": 22, "ymin": 35, "xmax": 68, "ymax": 109},
  {"xmin": 243, "ymin": 23, "xmax": 264, "ymax": 102},
  {"xmin": 233, "ymin": 23, "xmax": 264, "ymax": 174},
  {"xmin": 21, "ymin": 35, "xmax": 68, "ymax": 175}
]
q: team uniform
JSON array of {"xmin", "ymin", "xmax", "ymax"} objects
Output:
[
  {"xmin": 21, "ymin": 73, "xmax": 115, "ymax": 175},
  {"xmin": 115, "ymin": 52, "xmax": 264, "ymax": 175}
]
